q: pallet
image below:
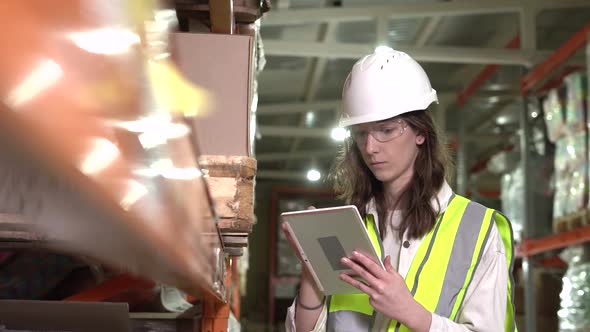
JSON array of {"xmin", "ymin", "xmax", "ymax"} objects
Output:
[
  {"xmin": 553, "ymin": 209, "xmax": 589, "ymax": 233},
  {"xmin": 199, "ymin": 155, "xmax": 256, "ymax": 234}
]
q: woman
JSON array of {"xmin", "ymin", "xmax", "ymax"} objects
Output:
[{"xmin": 283, "ymin": 47, "xmax": 517, "ymax": 332}]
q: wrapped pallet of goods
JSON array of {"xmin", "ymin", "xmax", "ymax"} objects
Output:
[
  {"xmin": 564, "ymin": 132, "xmax": 587, "ymax": 217},
  {"xmin": 501, "ymin": 165, "xmax": 525, "ymax": 241},
  {"xmin": 498, "ymin": 151, "xmax": 554, "ymax": 241},
  {"xmin": 564, "ymin": 73, "xmax": 588, "ymax": 223},
  {"xmin": 545, "ymin": 88, "xmax": 566, "ymax": 144},
  {"xmin": 564, "ymin": 72, "xmax": 588, "ymax": 130},
  {"xmin": 553, "ymin": 138, "xmax": 571, "ymax": 222},
  {"xmin": 545, "ymin": 75, "xmax": 589, "ymax": 233},
  {"xmin": 558, "ymin": 245, "xmax": 590, "ymax": 331}
]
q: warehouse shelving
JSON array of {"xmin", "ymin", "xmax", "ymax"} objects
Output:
[
  {"xmin": 514, "ymin": 21, "xmax": 590, "ymax": 332},
  {"xmin": 517, "ymin": 22, "xmax": 590, "ymax": 256},
  {"xmin": 455, "ymin": 20, "xmax": 590, "ymax": 332}
]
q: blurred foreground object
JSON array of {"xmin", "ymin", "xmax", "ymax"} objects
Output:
[{"xmin": 0, "ymin": 0, "xmax": 225, "ymax": 299}]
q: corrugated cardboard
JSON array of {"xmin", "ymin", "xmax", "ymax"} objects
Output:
[{"xmin": 172, "ymin": 33, "xmax": 254, "ymax": 157}]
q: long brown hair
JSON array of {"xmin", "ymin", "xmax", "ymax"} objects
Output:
[{"xmin": 330, "ymin": 110, "xmax": 452, "ymax": 240}]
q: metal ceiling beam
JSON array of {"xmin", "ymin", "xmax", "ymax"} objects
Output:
[
  {"xmin": 258, "ymin": 125, "xmax": 506, "ymax": 143},
  {"xmin": 257, "ymin": 100, "xmax": 340, "ymax": 115},
  {"xmin": 457, "ymin": 36, "xmax": 521, "ymax": 107},
  {"xmin": 258, "ymin": 126, "xmax": 331, "ymax": 138},
  {"xmin": 285, "ymin": 7, "xmax": 338, "ymax": 170},
  {"xmin": 276, "ymin": 0, "xmax": 290, "ymax": 10},
  {"xmin": 257, "ymin": 150, "xmax": 337, "ymax": 162},
  {"xmin": 415, "ymin": 17, "xmax": 444, "ymax": 47},
  {"xmin": 535, "ymin": 0, "xmax": 590, "ymax": 11},
  {"xmin": 257, "ymin": 91, "xmax": 520, "ymax": 116},
  {"xmin": 257, "ymin": 170, "xmax": 307, "ymax": 181},
  {"xmin": 450, "ymin": 28, "xmax": 519, "ymax": 85},
  {"xmin": 263, "ymin": 1, "xmax": 522, "ymax": 26},
  {"xmin": 263, "ymin": 41, "xmax": 550, "ymax": 65},
  {"xmin": 262, "ymin": 0, "xmax": 590, "ymax": 26},
  {"xmin": 376, "ymin": 15, "xmax": 389, "ymax": 46},
  {"xmin": 520, "ymin": 0, "xmax": 537, "ymax": 53}
]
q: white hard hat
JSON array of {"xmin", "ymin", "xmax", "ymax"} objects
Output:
[{"xmin": 339, "ymin": 47, "xmax": 438, "ymax": 127}]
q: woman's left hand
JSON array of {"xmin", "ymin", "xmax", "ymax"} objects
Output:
[{"xmin": 339, "ymin": 251, "xmax": 432, "ymax": 332}]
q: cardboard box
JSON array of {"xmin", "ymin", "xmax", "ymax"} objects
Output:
[{"xmin": 172, "ymin": 33, "xmax": 254, "ymax": 157}]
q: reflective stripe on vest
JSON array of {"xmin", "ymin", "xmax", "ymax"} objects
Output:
[
  {"xmin": 496, "ymin": 211, "xmax": 517, "ymax": 332},
  {"xmin": 327, "ymin": 195, "xmax": 517, "ymax": 332}
]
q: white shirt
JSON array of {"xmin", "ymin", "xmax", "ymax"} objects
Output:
[{"xmin": 285, "ymin": 181, "xmax": 508, "ymax": 331}]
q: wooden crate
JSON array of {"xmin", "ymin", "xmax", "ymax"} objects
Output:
[{"xmin": 199, "ymin": 156, "xmax": 256, "ymax": 234}]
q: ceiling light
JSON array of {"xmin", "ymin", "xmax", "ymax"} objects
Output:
[
  {"xmin": 306, "ymin": 111, "xmax": 315, "ymax": 127},
  {"xmin": 331, "ymin": 127, "xmax": 348, "ymax": 141},
  {"xmin": 496, "ymin": 115, "xmax": 509, "ymax": 125},
  {"xmin": 488, "ymin": 96, "xmax": 501, "ymax": 103},
  {"xmin": 531, "ymin": 111, "xmax": 538, "ymax": 118},
  {"xmin": 307, "ymin": 169, "xmax": 321, "ymax": 182}
]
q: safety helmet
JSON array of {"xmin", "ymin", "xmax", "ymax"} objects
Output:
[{"xmin": 339, "ymin": 47, "xmax": 438, "ymax": 127}]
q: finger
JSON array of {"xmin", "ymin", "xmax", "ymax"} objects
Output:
[
  {"xmin": 341, "ymin": 257, "xmax": 382, "ymax": 289},
  {"xmin": 384, "ymin": 255, "xmax": 395, "ymax": 273},
  {"xmin": 350, "ymin": 251, "xmax": 387, "ymax": 279},
  {"xmin": 339, "ymin": 272, "xmax": 376, "ymax": 297},
  {"xmin": 340, "ymin": 270, "xmax": 361, "ymax": 277}
]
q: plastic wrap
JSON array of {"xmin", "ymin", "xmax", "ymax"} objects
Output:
[
  {"xmin": 500, "ymin": 149, "xmax": 553, "ymax": 240},
  {"xmin": 564, "ymin": 72, "xmax": 588, "ymax": 129},
  {"xmin": 558, "ymin": 245, "xmax": 590, "ymax": 331},
  {"xmin": 0, "ymin": 1, "xmax": 224, "ymax": 299},
  {"xmin": 587, "ymin": 39, "xmax": 590, "ymax": 131},
  {"xmin": 565, "ymin": 132, "xmax": 587, "ymax": 215},
  {"xmin": 488, "ymin": 150, "xmax": 519, "ymax": 175},
  {"xmin": 553, "ymin": 132, "xmax": 587, "ymax": 219},
  {"xmin": 544, "ymin": 88, "xmax": 565, "ymax": 143},
  {"xmin": 501, "ymin": 166, "xmax": 524, "ymax": 240}
]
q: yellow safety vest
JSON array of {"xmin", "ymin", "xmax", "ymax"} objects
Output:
[{"xmin": 327, "ymin": 195, "xmax": 517, "ymax": 332}]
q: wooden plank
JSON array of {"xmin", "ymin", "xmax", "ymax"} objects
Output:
[
  {"xmin": 199, "ymin": 156, "xmax": 256, "ymax": 233},
  {"xmin": 205, "ymin": 178, "xmax": 253, "ymax": 220},
  {"xmin": 198, "ymin": 155, "xmax": 256, "ymax": 178}
]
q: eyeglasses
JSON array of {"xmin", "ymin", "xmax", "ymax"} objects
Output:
[{"xmin": 350, "ymin": 119, "xmax": 407, "ymax": 144}]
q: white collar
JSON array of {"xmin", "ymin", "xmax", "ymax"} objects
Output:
[{"xmin": 366, "ymin": 180, "xmax": 454, "ymax": 228}]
